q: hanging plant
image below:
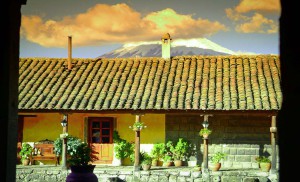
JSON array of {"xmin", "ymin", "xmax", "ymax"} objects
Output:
[
  {"xmin": 129, "ymin": 121, "xmax": 147, "ymax": 131},
  {"xmin": 199, "ymin": 128, "xmax": 212, "ymax": 137}
]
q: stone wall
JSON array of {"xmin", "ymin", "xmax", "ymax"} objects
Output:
[
  {"xmin": 16, "ymin": 167, "xmax": 279, "ymax": 182},
  {"xmin": 165, "ymin": 114, "xmax": 279, "ymax": 169}
]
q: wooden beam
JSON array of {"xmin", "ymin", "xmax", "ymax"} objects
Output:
[
  {"xmin": 203, "ymin": 138, "xmax": 208, "ymax": 169},
  {"xmin": 270, "ymin": 115, "xmax": 277, "ymax": 173},
  {"xmin": 18, "ymin": 109, "xmax": 279, "ymax": 116},
  {"xmin": 200, "ymin": 114, "xmax": 213, "ymax": 174},
  {"xmin": 61, "ymin": 113, "xmax": 68, "ymax": 170},
  {"xmin": 201, "ymin": 114, "xmax": 213, "ymax": 122},
  {"xmin": 134, "ymin": 114, "xmax": 141, "ymax": 171}
]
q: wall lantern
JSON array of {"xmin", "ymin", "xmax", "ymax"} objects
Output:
[
  {"xmin": 61, "ymin": 115, "xmax": 68, "ymax": 127},
  {"xmin": 202, "ymin": 120, "xmax": 209, "ymax": 128}
]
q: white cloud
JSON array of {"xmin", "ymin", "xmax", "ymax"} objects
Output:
[
  {"xmin": 21, "ymin": 3, "xmax": 227, "ymax": 48},
  {"xmin": 235, "ymin": 13, "xmax": 278, "ymax": 33},
  {"xmin": 235, "ymin": 0, "xmax": 281, "ymax": 13},
  {"xmin": 226, "ymin": 0, "xmax": 279, "ymax": 34}
]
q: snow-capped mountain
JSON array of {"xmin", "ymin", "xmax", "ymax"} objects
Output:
[{"xmin": 99, "ymin": 38, "xmax": 236, "ymax": 58}]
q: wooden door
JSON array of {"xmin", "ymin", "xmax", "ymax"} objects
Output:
[{"xmin": 88, "ymin": 117, "xmax": 114, "ymax": 164}]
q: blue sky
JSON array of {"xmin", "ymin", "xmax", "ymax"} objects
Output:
[{"xmin": 20, "ymin": 0, "xmax": 280, "ymax": 58}]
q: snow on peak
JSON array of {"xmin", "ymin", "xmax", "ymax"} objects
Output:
[
  {"xmin": 121, "ymin": 38, "xmax": 236, "ymax": 55},
  {"xmin": 123, "ymin": 41, "xmax": 160, "ymax": 48},
  {"xmin": 172, "ymin": 38, "xmax": 236, "ymax": 55}
]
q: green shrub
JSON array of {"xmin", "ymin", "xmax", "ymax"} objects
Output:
[
  {"xmin": 163, "ymin": 154, "xmax": 173, "ymax": 162},
  {"xmin": 54, "ymin": 135, "xmax": 82, "ymax": 156},
  {"xmin": 113, "ymin": 130, "xmax": 125, "ymax": 143},
  {"xmin": 130, "ymin": 151, "xmax": 153, "ymax": 165},
  {"xmin": 141, "ymin": 152, "xmax": 152, "ymax": 165},
  {"xmin": 209, "ymin": 152, "xmax": 227, "ymax": 164},
  {"xmin": 166, "ymin": 138, "xmax": 190, "ymax": 160},
  {"xmin": 19, "ymin": 143, "xmax": 33, "ymax": 161},
  {"xmin": 67, "ymin": 142, "xmax": 97, "ymax": 166},
  {"xmin": 255, "ymin": 156, "xmax": 271, "ymax": 163},
  {"xmin": 114, "ymin": 140, "xmax": 134, "ymax": 160},
  {"xmin": 150, "ymin": 143, "xmax": 165, "ymax": 161}
]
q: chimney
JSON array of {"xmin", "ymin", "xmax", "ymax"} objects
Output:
[
  {"xmin": 161, "ymin": 33, "xmax": 172, "ymax": 59},
  {"xmin": 68, "ymin": 36, "xmax": 72, "ymax": 70}
]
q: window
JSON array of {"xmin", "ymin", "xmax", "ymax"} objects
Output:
[{"xmin": 88, "ymin": 117, "xmax": 113, "ymax": 144}]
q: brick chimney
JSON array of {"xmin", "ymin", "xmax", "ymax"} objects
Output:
[
  {"xmin": 161, "ymin": 33, "xmax": 172, "ymax": 59},
  {"xmin": 67, "ymin": 36, "xmax": 72, "ymax": 70}
]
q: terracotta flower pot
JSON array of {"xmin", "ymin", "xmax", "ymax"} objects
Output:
[
  {"xmin": 193, "ymin": 166, "xmax": 201, "ymax": 171},
  {"xmin": 203, "ymin": 134, "xmax": 209, "ymax": 138},
  {"xmin": 142, "ymin": 164, "xmax": 151, "ymax": 171},
  {"xmin": 151, "ymin": 159, "xmax": 158, "ymax": 166},
  {"xmin": 209, "ymin": 162, "xmax": 221, "ymax": 171},
  {"xmin": 163, "ymin": 161, "xmax": 172, "ymax": 167},
  {"xmin": 260, "ymin": 162, "xmax": 271, "ymax": 172},
  {"xmin": 22, "ymin": 159, "xmax": 30, "ymax": 166},
  {"xmin": 174, "ymin": 160, "xmax": 183, "ymax": 167}
]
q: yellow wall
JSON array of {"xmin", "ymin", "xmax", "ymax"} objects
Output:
[
  {"xmin": 20, "ymin": 113, "xmax": 165, "ymax": 144},
  {"xmin": 21, "ymin": 113, "xmax": 62, "ymax": 142},
  {"xmin": 116, "ymin": 114, "xmax": 165, "ymax": 144}
]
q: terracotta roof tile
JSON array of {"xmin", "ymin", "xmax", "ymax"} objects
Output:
[{"xmin": 18, "ymin": 55, "xmax": 282, "ymax": 111}]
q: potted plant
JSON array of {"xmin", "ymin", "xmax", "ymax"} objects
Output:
[
  {"xmin": 162, "ymin": 154, "xmax": 173, "ymax": 167},
  {"xmin": 114, "ymin": 140, "xmax": 134, "ymax": 165},
  {"xmin": 193, "ymin": 164, "xmax": 202, "ymax": 171},
  {"xmin": 167, "ymin": 138, "xmax": 189, "ymax": 167},
  {"xmin": 255, "ymin": 156, "xmax": 271, "ymax": 172},
  {"xmin": 54, "ymin": 135, "xmax": 82, "ymax": 158},
  {"xmin": 19, "ymin": 143, "xmax": 33, "ymax": 165},
  {"xmin": 67, "ymin": 142, "xmax": 98, "ymax": 166},
  {"xmin": 129, "ymin": 121, "xmax": 147, "ymax": 131},
  {"xmin": 187, "ymin": 143, "xmax": 198, "ymax": 167},
  {"xmin": 66, "ymin": 142, "xmax": 98, "ymax": 182},
  {"xmin": 140, "ymin": 152, "xmax": 153, "ymax": 171},
  {"xmin": 150, "ymin": 143, "xmax": 165, "ymax": 166},
  {"xmin": 199, "ymin": 128, "xmax": 212, "ymax": 138},
  {"xmin": 209, "ymin": 152, "xmax": 227, "ymax": 171}
]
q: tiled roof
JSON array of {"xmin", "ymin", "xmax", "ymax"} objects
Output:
[{"xmin": 18, "ymin": 55, "xmax": 282, "ymax": 112}]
